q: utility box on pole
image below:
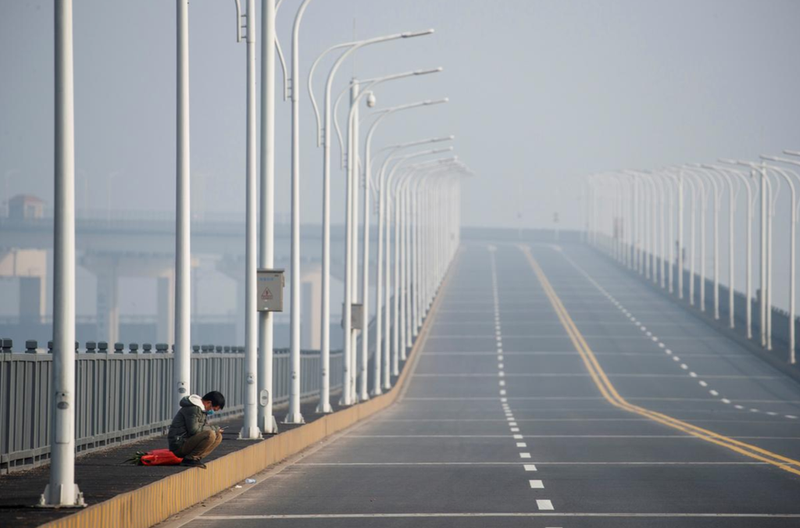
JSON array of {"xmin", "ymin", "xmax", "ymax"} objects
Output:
[
  {"xmin": 351, "ymin": 303, "xmax": 364, "ymax": 330},
  {"xmin": 341, "ymin": 303, "xmax": 364, "ymax": 330},
  {"xmin": 257, "ymin": 269, "xmax": 285, "ymax": 312}
]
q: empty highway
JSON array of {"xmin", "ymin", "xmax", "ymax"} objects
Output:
[{"xmin": 172, "ymin": 243, "xmax": 800, "ymax": 528}]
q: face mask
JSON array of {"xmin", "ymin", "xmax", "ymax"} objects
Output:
[{"xmin": 206, "ymin": 410, "xmax": 215, "ymax": 416}]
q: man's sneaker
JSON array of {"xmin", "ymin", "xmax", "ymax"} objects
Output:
[{"xmin": 180, "ymin": 458, "xmax": 207, "ymax": 469}]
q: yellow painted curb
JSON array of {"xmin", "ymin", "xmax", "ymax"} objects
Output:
[{"xmin": 39, "ymin": 253, "xmax": 458, "ymax": 528}]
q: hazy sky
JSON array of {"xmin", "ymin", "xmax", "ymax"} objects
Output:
[{"xmin": 2, "ymin": 0, "xmax": 800, "ymax": 230}]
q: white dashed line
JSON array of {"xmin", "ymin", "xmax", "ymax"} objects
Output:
[
  {"xmin": 536, "ymin": 499, "xmax": 554, "ymax": 510},
  {"xmin": 529, "ymin": 480, "xmax": 544, "ymax": 489},
  {"xmin": 524, "ymin": 464, "xmax": 538, "ymax": 471},
  {"xmin": 520, "ymin": 452, "xmax": 531, "ymax": 459}
]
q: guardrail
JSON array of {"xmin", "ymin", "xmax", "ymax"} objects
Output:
[{"xmin": 0, "ymin": 342, "xmax": 343, "ymax": 474}]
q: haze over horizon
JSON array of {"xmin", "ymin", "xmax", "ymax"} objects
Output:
[{"xmin": 3, "ymin": 0, "xmax": 800, "ymax": 231}]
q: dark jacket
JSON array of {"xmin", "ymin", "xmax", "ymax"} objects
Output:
[{"xmin": 168, "ymin": 395, "xmax": 216, "ymax": 453}]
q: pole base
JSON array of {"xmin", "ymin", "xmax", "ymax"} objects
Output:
[
  {"xmin": 316, "ymin": 401, "xmax": 333, "ymax": 414},
  {"xmin": 38, "ymin": 484, "xmax": 85, "ymax": 508},
  {"xmin": 282, "ymin": 412, "xmax": 304, "ymax": 424},
  {"xmin": 370, "ymin": 388, "xmax": 383, "ymax": 397},
  {"xmin": 238, "ymin": 426, "xmax": 263, "ymax": 440},
  {"xmin": 259, "ymin": 414, "xmax": 279, "ymax": 434}
]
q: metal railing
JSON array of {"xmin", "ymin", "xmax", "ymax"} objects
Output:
[{"xmin": 0, "ymin": 344, "xmax": 343, "ymax": 474}]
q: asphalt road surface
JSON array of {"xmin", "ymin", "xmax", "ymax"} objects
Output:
[{"xmin": 175, "ymin": 242, "xmax": 800, "ymax": 528}]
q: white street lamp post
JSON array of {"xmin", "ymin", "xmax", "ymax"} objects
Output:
[
  {"xmin": 734, "ymin": 161, "xmax": 774, "ymax": 350},
  {"xmin": 174, "ymin": 0, "xmax": 192, "ymax": 413},
  {"xmin": 284, "ymin": 0, "xmax": 314, "ymax": 425},
  {"xmin": 340, "ymin": 68, "xmax": 442, "ymax": 405},
  {"xmin": 258, "ymin": 0, "xmax": 279, "ymax": 434},
  {"xmin": 43, "ymin": 0, "xmax": 83, "ymax": 507},
  {"xmin": 703, "ymin": 165, "xmax": 744, "ymax": 330},
  {"xmin": 759, "ymin": 158, "xmax": 800, "ymax": 362},
  {"xmin": 307, "ymin": 29, "xmax": 434, "ymax": 411},
  {"xmin": 234, "ymin": 0, "xmax": 262, "ymax": 440},
  {"xmin": 362, "ymin": 104, "xmax": 449, "ymax": 396},
  {"xmin": 383, "ymin": 152, "xmax": 453, "ymax": 377},
  {"xmin": 376, "ymin": 139, "xmax": 453, "ymax": 389}
]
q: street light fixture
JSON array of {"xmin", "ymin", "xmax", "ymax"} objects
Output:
[
  {"xmin": 305, "ymin": 29, "xmax": 435, "ymax": 412},
  {"xmin": 285, "ymin": 0, "xmax": 315, "ymax": 425},
  {"xmin": 361, "ymin": 102, "xmax": 449, "ymax": 396},
  {"xmin": 340, "ymin": 68, "xmax": 443, "ymax": 405}
]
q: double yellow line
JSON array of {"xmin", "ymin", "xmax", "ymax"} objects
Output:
[{"xmin": 520, "ymin": 245, "xmax": 800, "ymax": 478}]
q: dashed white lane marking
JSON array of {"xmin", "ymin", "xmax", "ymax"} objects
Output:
[
  {"xmin": 490, "ymin": 248, "xmax": 554, "ymax": 512},
  {"xmin": 558, "ymin": 260, "xmax": 800, "ymax": 422}
]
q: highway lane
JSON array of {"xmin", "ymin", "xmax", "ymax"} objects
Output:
[{"xmin": 176, "ymin": 242, "xmax": 800, "ymax": 528}]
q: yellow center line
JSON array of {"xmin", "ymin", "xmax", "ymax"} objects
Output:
[{"xmin": 519, "ymin": 245, "xmax": 800, "ymax": 478}]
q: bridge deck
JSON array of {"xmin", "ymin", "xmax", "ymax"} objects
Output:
[{"xmin": 174, "ymin": 243, "xmax": 800, "ymax": 528}]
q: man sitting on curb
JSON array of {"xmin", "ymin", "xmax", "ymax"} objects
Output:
[{"xmin": 168, "ymin": 391, "xmax": 225, "ymax": 469}]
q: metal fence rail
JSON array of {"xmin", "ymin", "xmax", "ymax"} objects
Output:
[{"xmin": 0, "ymin": 346, "xmax": 343, "ymax": 474}]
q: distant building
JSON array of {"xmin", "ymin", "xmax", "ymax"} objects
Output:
[{"xmin": 9, "ymin": 195, "xmax": 45, "ymax": 220}]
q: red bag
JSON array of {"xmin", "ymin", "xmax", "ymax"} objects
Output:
[{"xmin": 140, "ymin": 448, "xmax": 183, "ymax": 466}]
